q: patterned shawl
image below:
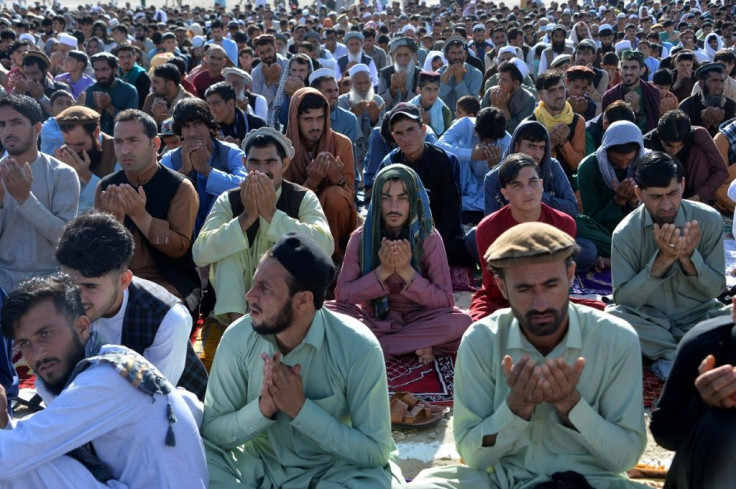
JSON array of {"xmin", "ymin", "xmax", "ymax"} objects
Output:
[
  {"xmin": 270, "ymin": 55, "xmax": 313, "ymax": 129},
  {"xmin": 359, "ymin": 164, "xmax": 434, "ymax": 319},
  {"xmin": 595, "ymin": 120, "xmax": 649, "ymax": 189}
]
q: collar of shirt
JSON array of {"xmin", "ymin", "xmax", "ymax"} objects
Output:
[{"xmin": 506, "ymin": 304, "xmax": 583, "ymax": 358}]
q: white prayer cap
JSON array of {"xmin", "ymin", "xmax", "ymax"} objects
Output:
[
  {"xmin": 191, "ymin": 35, "xmax": 206, "ymax": 48},
  {"xmin": 615, "ymin": 40, "xmax": 632, "ymax": 54},
  {"xmin": 18, "ymin": 33, "xmax": 35, "ymax": 43},
  {"xmin": 189, "ymin": 23, "xmax": 204, "ymax": 36},
  {"xmin": 348, "ymin": 63, "xmax": 370, "ymax": 77},
  {"xmin": 401, "ymin": 24, "xmax": 416, "ymax": 34},
  {"xmin": 58, "ymin": 32, "xmax": 78, "ymax": 49},
  {"xmin": 309, "ymin": 67, "xmax": 336, "ymax": 85},
  {"xmin": 109, "ymin": 18, "xmax": 119, "ymax": 28},
  {"xmin": 224, "ymin": 67, "xmax": 252, "ymax": 85},
  {"xmin": 510, "ymin": 58, "xmax": 529, "ymax": 80},
  {"xmin": 344, "ymin": 31, "xmax": 364, "ymax": 43},
  {"xmin": 497, "ymin": 45, "xmax": 516, "ymax": 57}
]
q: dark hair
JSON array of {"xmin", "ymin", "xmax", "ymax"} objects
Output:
[
  {"xmin": 417, "ymin": 71, "xmax": 441, "ymax": 88},
  {"xmin": 634, "ymin": 151, "xmax": 683, "ymax": 189},
  {"xmin": 498, "ymin": 60, "xmax": 523, "ymax": 84},
  {"xmin": 714, "ymin": 49, "xmax": 736, "ymax": 65},
  {"xmin": 21, "ymin": 54, "xmax": 48, "ymax": 72},
  {"xmin": 674, "ymin": 51, "xmax": 696, "ymax": 63},
  {"xmin": 498, "ymin": 153, "xmax": 541, "ymax": 187},
  {"xmin": 115, "ymin": 109, "xmax": 158, "ymax": 139},
  {"xmin": 167, "ymin": 57, "xmax": 187, "ymax": 77},
  {"xmin": 211, "ymin": 19, "xmax": 224, "ymax": 30},
  {"xmin": 171, "ymin": 98, "xmax": 219, "ymax": 138},
  {"xmin": 443, "ymin": 37, "xmax": 466, "ymax": 55},
  {"xmin": 297, "ymin": 92, "xmax": 329, "ymax": 116},
  {"xmin": 310, "ymin": 74, "xmax": 336, "ymax": 90},
  {"xmin": 456, "ymin": 95, "xmax": 480, "ymax": 116},
  {"xmin": 475, "ymin": 107, "xmax": 507, "ymax": 141},
  {"xmin": 153, "ymin": 63, "xmax": 181, "ymax": 85},
  {"xmin": 244, "ymin": 133, "xmax": 287, "ymax": 159},
  {"xmin": 652, "ymin": 68, "xmax": 673, "ymax": 86},
  {"xmin": 56, "ymin": 211, "xmax": 134, "ymax": 278},
  {"xmin": 535, "ymin": 70, "xmax": 564, "ymax": 91},
  {"xmin": 205, "ymin": 81, "xmax": 237, "ymax": 103},
  {"xmin": 112, "ymin": 42, "xmax": 137, "ymax": 56},
  {"xmin": 50, "ymin": 90, "xmax": 74, "ymax": 105},
  {"xmin": 8, "ymin": 40, "xmax": 30, "ymax": 55},
  {"xmin": 601, "ymin": 52, "xmax": 620, "ymax": 66},
  {"xmin": 515, "ymin": 122, "xmax": 548, "ymax": 144},
  {"xmin": 0, "ymin": 94, "xmax": 43, "ymax": 125},
  {"xmin": 1, "ymin": 274, "xmax": 84, "ymax": 339},
  {"xmin": 604, "ymin": 100, "xmax": 637, "ymax": 124},
  {"xmin": 90, "ymin": 52, "xmax": 118, "ymax": 69},
  {"xmin": 657, "ymin": 109, "xmax": 692, "ymax": 143}
]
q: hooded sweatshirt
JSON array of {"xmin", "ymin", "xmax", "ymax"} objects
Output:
[
  {"xmin": 484, "ymin": 120, "xmax": 579, "ymax": 217},
  {"xmin": 576, "ymin": 120, "xmax": 649, "ymax": 234}
]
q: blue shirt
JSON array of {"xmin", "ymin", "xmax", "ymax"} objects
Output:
[
  {"xmin": 0, "ymin": 290, "xmax": 17, "ymax": 415},
  {"xmin": 437, "ymin": 117, "xmax": 512, "ymax": 213},
  {"xmin": 160, "ymin": 139, "xmax": 246, "ymax": 235}
]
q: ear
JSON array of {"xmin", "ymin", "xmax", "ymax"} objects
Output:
[
  {"xmin": 152, "ymin": 135, "xmax": 161, "ymax": 153},
  {"xmin": 74, "ymin": 314, "xmax": 91, "ymax": 343},
  {"xmin": 500, "ymin": 186, "xmax": 508, "ymax": 200},
  {"xmin": 119, "ymin": 269, "xmax": 134, "ymax": 291},
  {"xmin": 634, "ymin": 185, "xmax": 642, "ymax": 201},
  {"xmin": 281, "ymin": 156, "xmax": 291, "ymax": 173},
  {"xmin": 294, "ymin": 290, "xmax": 313, "ymax": 311},
  {"xmin": 567, "ymin": 260, "xmax": 576, "ymax": 282}
]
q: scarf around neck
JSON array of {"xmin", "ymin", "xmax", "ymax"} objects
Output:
[
  {"xmin": 409, "ymin": 93, "xmax": 446, "ymax": 136},
  {"xmin": 534, "ymin": 101, "xmax": 575, "ymax": 128}
]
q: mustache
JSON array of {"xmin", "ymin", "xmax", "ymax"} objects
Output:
[
  {"xmin": 526, "ymin": 308, "xmax": 557, "ymax": 319},
  {"xmin": 36, "ymin": 357, "xmax": 60, "ymax": 369}
]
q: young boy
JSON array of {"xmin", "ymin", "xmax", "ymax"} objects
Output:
[
  {"xmin": 652, "ymin": 68, "xmax": 679, "ymax": 116},
  {"xmin": 455, "ymin": 95, "xmax": 480, "ymax": 119},
  {"xmin": 410, "ymin": 70, "xmax": 453, "ymax": 136}
]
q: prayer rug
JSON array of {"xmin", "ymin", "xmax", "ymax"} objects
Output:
[
  {"xmin": 450, "ymin": 266, "xmax": 476, "ymax": 292},
  {"xmin": 387, "ymin": 354, "xmax": 455, "ymax": 406},
  {"xmin": 643, "ymin": 366, "xmax": 665, "ymax": 408},
  {"xmin": 571, "ymin": 268, "xmax": 613, "ymax": 297}
]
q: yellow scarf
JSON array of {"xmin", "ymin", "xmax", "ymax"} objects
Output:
[{"xmin": 533, "ymin": 101, "xmax": 575, "ymax": 129}]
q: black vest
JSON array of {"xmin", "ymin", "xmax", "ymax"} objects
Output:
[
  {"xmin": 120, "ymin": 278, "xmax": 208, "ymax": 400},
  {"xmin": 227, "ymin": 179, "xmax": 309, "ymax": 245},
  {"xmin": 101, "ymin": 165, "xmax": 201, "ymax": 313}
]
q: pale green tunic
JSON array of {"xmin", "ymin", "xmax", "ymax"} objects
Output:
[
  {"xmin": 409, "ymin": 305, "xmax": 647, "ymax": 489},
  {"xmin": 606, "ymin": 200, "xmax": 730, "ymax": 361},
  {"xmin": 192, "ymin": 185, "xmax": 333, "ymax": 320},
  {"xmin": 201, "ymin": 308, "xmax": 405, "ymax": 489}
]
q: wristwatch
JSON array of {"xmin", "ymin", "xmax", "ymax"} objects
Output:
[{"xmin": 337, "ymin": 178, "xmax": 346, "ymax": 188}]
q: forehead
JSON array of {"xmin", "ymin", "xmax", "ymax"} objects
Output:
[
  {"xmin": 246, "ymin": 144, "xmax": 281, "ymax": 161},
  {"xmin": 641, "ymin": 178, "xmax": 682, "ymax": 194},
  {"xmin": 381, "ymin": 178, "xmax": 407, "ymax": 194},
  {"xmin": 299, "ymin": 107, "xmax": 325, "ymax": 118},
  {"xmin": 14, "ymin": 299, "xmax": 69, "ymax": 337},
  {"xmin": 255, "ymin": 256, "xmax": 290, "ymax": 286},
  {"xmin": 114, "ymin": 119, "xmax": 147, "ymax": 137},
  {"xmin": 0, "ymin": 105, "xmax": 27, "ymax": 121},
  {"xmin": 501, "ymin": 259, "xmax": 569, "ymax": 286}
]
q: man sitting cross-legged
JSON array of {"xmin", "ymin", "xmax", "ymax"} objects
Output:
[
  {"xmin": 192, "ymin": 128, "xmax": 333, "ymax": 325},
  {"xmin": 0, "ymin": 274, "xmax": 208, "ymax": 488},
  {"xmin": 606, "ymin": 151, "xmax": 730, "ymax": 380},
  {"xmin": 202, "ymin": 233, "xmax": 405, "ymax": 489},
  {"xmin": 326, "ymin": 164, "xmax": 472, "ymax": 365},
  {"xmin": 409, "ymin": 223, "xmax": 647, "ymax": 489}
]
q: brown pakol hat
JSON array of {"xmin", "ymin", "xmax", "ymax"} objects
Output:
[{"xmin": 484, "ymin": 222, "xmax": 577, "ymax": 269}]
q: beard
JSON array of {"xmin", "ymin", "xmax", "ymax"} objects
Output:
[
  {"xmin": 83, "ymin": 147, "xmax": 104, "ymax": 174},
  {"xmin": 251, "ymin": 299, "xmax": 294, "ymax": 336},
  {"xmin": 349, "ymin": 85, "xmax": 374, "ymax": 105},
  {"xmin": 552, "ymin": 40, "xmax": 566, "ymax": 53},
  {"xmin": 4, "ymin": 134, "xmax": 33, "ymax": 156},
  {"xmin": 38, "ymin": 335, "xmax": 86, "ymax": 396},
  {"xmin": 97, "ymin": 77, "xmax": 114, "ymax": 89},
  {"xmin": 512, "ymin": 301, "xmax": 569, "ymax": 339}
]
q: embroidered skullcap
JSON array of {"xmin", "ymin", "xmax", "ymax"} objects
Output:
[
  {"xmin": 309, "ymin": 67, "xmax": 336, "ymax": 85},
  {"xmin": 241, "ymin": 126, "xmax": 296, "ymax": 159},
  {"xmin": 484, "ymin": 222, "xmax": 577, "ymax": 269},
  {"xmin": 348, "ymin": 63, "xmax": 370, "ymax": 77},
  {"xmin": 343, "ymin": 31, "xmax": 364, "ymax": 43},
  {"xmin": 270, "ymin": 232, "xmax": 335, "ymax": 293}
]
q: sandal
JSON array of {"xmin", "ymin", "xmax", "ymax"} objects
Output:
[{"xmin": 390, "ymin": 392, "xmax": 446, "ymax": 430}]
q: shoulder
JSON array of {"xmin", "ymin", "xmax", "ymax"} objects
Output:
[
  {"xmin": 683, "ymin": 199, "xmax": 723, "ymax": 226},
  {"xmin": 572, "ymin": 303, "xmax": 640, "ymax": 347},
  {"xmin": 461, "ymin": 309, "xmax": 515, "ymax": 351},
  {"xmin": 541, "ymin": 203, "xmax": 575, "ymax": 228},
  {"xmin": 216, "ymin": 139, "xmax": 245, "ymax": 155},
  {"xmin": 614, "ymin": 204, "xmax": 646, "ymax": 234},
  {"xmin": 576, "ymin": 153, "xmax": 598, "ymax": 173},
  {"xmin": 321, "ymin": 308, "xmax": 383, "ymax": 355}
]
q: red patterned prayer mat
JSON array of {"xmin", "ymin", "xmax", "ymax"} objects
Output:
[
  {"xmin": 450, "ymin": 266, "xmax": 476, "ymax": 292},
  {"xmin": 643, "ymin": 367, "xmax": 665, "ymax": 408},
  {"xmin": 386, "ymin": 354, "xmax": 455, "ymax": 406}
]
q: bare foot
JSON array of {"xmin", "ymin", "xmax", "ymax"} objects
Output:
[
  {"xmin": 594, "ymin": 256, "xmax": 611, "ymax": 273},
  {"xmin": 416, "ymin": 348, "xmax": 435, "ymax": 365}
]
